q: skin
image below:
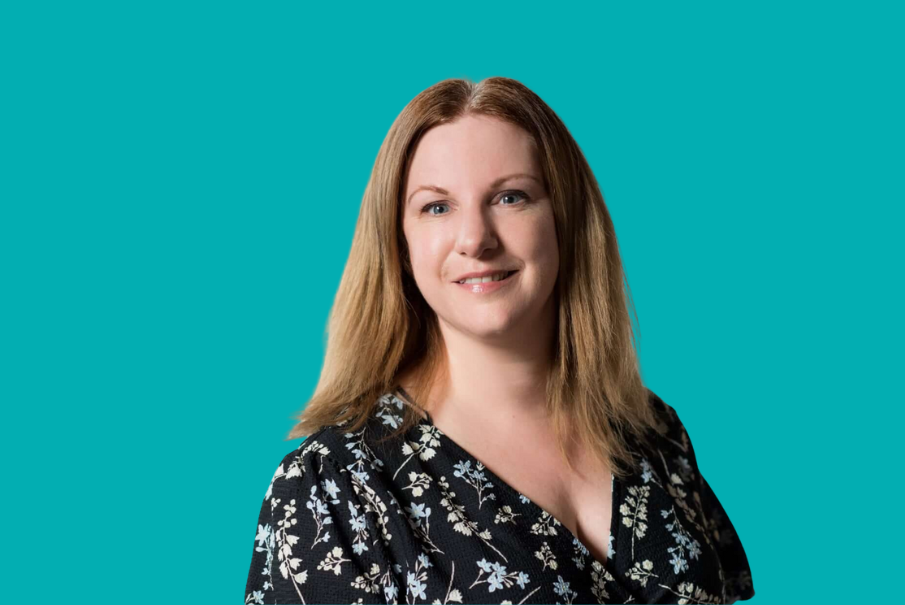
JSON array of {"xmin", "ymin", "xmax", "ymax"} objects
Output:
[{"xmin": 401, "ymin": 113, "xmax": 560, "ymax": 427}]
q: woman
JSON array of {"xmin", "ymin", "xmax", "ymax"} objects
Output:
[{"xmin": 244, "ymin": 77, "xmax": 754, "ymax": 604}]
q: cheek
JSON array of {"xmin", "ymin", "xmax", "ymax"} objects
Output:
[
  {"xmin": 406, "ymin": 230, "xmax": 445, "ymax": 278},
  {"xmin": 521, "ymin": 214, "xmax": 559, "ymax": 271},
  {"xmin": 544, "ymin": 221, "xmax": 560, "ymax": 271}
]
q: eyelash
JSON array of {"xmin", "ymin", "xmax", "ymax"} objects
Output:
[{"xmin": 421, "ymin": 190, "xmax": 530, "ymax": 215}]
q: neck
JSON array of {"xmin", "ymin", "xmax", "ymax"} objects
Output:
[{"xmin": 432, "ymin": 296, "xmax": 557, "ymax": 424}]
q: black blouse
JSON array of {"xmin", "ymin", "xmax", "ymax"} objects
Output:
[{"xmin": 245, "ymin": 389, "xmax": 754, "ymax": 604}]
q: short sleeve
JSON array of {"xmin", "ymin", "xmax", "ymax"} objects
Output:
[
  {"xmin": 697, "ymin": 473, "xmax": 755, "ymax": 603},
  {"xmin": 649, "ymin": 391, "xmax": 755, "ymax": 602},
  {"xmin": 244, "ymin": 436, "xmax": 399, "ymax": 604}
]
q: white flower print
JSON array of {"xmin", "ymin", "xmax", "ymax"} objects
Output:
[
  {"xmin": 530, "ymin": 511, "xmax": 562, "ymax": 537},
  {"xmin": 350, "ymin": 561, "xmax": 385, "ymax": 597},
  {"xmin": 658, "ymin": 581, "xmax": 720, "ymax": 604},
  {"xmin": 430, "ymin": 560, "xmax": 464, "ymax": 604},
  {"xmin": 534, "ymin": 541, "xmax": 558, "ymax": 571},
  {"xmin": 346, "ymin": 463, "xmax": 397, "ymax": 549},
  {"xmin": 625, "ymin": 559, "xmax": 658, "ymax": 588},
  {"xmin": 590, "ymin": 561, "xmax": 616, "ymax": 602},
  {"xmin": 343, "ymin": 425, "xmax": 385, "ymax": 482},
  {"xmin": 316, "ymin": 545, "xmax": 350, "ymax": 575},
  {"xmin": 245, "ymin": 391, "xmax": 754, "ymax": 604},
  {"xmin": 402, "ymin": 470, "xmax": 432, "ymax": 497},
  {"xmin": 395, "ymin": 424, "xmax": 441, "ymax": 480},
  {"xmin": 659, "ymin": 450, "xmax": 707, "ymax": 537},
  {"xmin": 493, "ymin": 504, "xmax": 521, "ymax": 525},
  {"xmin": 272, "ymin": 497, "xmax": 307, "ymax": 602},
  {"xmin": 619, "ymin": 485, "xmax": 650, "ymax": 560},
  {"xmin": 265, "ymin": 439, "xmax": 330, "ymax": 499},
  {"xmin": 437, "ymin": 474, "xmax": 508, "ymax": 561}
]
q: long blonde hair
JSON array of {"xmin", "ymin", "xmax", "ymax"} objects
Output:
[{"xmin": 288, "ymin": 76, "xmax": 662, "ymax": 478}]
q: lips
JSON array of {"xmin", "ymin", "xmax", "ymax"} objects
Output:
[
  {"xmin": 454, "ymin": 270, "xmax": 517, "ymax": 284},
  {"xmin": 452, "ymin": 269, "xmax": 519, "ymax": 294}
]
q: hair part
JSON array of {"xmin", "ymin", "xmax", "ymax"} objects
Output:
[{"xmin": 287, "ymin": 76, "xmax": 662, "ymax": 479}]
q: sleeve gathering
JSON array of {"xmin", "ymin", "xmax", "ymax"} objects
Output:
[{"xmin": 244, "ymin": 436, "xmax": 398, "ymax": 604}]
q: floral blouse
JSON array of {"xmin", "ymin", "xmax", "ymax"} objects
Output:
[{"xmin": 244, "ymin": 389, "xmax": 754, "ymax": 604}]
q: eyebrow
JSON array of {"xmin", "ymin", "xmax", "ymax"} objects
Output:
[{"xmin": 406, "ymin": 173, "xmax": 542, "ymax": 206}]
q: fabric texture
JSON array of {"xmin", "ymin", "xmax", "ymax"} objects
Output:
[{"xmin": 244, "ymin": 389, "xmax": 754, "ymax": 604}]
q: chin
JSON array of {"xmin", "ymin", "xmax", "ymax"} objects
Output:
[
  {"xmin": 452, "ymin": 313, "xmax": 521, "ymax": 339},
  {"xmin": 467, "ymin": 325, "xmax": 513, "ymax": 339}
]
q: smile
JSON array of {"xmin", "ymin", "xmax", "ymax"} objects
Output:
[
  {"xmin": 453, "ymin": 270, "xmax": 518, "ymax": 293},
  {"xmin": 455, "ymin": 270, "xmax": 517, "ymax": 284}
]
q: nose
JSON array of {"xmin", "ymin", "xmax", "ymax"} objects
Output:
[{"xmin": 454, "ymin": 204, "xmax": 498, "ymax": 258}]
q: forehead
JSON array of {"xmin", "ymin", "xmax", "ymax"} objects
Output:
[{"xmin": 405, "ymin": 115, "xmax": 540, "ymax": 192}]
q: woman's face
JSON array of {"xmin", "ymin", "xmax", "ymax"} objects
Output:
[{"xmin": 401, "ymin": 114, "xmax": 559, "ymax": 342}]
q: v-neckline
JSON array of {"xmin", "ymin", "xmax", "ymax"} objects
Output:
[{"xmin": 393, "ymin": 387, "xmax": 623, "ymax": 582}]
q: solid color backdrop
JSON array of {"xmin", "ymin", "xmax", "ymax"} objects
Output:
[{"xmin": 2, "ymin": 1, "xmax": 902, "ymax": 603}]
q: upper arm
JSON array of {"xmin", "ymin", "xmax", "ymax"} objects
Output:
[
  {"xmin": 648, "ymin": 390, "xmax": 755, "ymax": 602},
  {"xmin": 244, "ymin": 439, "xmax": 398, "ymax": 604}
]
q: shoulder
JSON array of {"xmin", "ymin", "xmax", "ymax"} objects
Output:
[
  {"xmin": 247, "ymin": 401, "xmax": 405, "ymax": 604},
  {"xmin": 634, "ymin": 390, "xmax": 756, "ymax": 601},
  {"xmin": 640, "ymin": 388, "xmax": 698, "ymax": 467},
  {"xmin": 260, "ymin": 426, "xmax": 343, "ymax": 501},
  {"xmin": 646, "ymin": 389, "xmax": 683, "ymax": 431},
  {"xmin": 279, "ymin": 424, "xmax": 348, "ymax": 469},
  {"xmin": 263, "ymin": 393, "xmax": 408, "ymax": 498}
]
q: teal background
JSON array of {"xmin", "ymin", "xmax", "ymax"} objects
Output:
[{"xmin": 2, "ymin": 1, "xmax": 902, "ymax": 603}]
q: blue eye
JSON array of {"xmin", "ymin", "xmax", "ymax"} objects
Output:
[
  {"xmin": 420, "ymin": 191, "xmax": 529, "ymax": 216},
  {"xmin": 500, "ymin": 191, "xmax": 528, "ymax": 205},
  {"xmin": 423, "ymin": 203, "xmax": 450, "ymax": 216}
]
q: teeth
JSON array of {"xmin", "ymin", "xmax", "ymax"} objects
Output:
[{"xmin": 458, "ymin": 271, "xmax": 511, "ymax": 284}]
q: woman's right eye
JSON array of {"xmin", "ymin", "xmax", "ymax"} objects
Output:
[{"xmin": 422, "ymin": 202, "xmax": 450, "ymax": 216}]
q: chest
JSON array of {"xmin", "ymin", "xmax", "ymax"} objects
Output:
[
  {"xmin": 458, "ymin": 430, "xmax": 615, "ymax": 564},
  {"xmin": 566, "ymin": 469, "xmax": 614, "ymax": 564}
]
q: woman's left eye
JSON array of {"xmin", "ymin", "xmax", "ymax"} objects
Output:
[{"xmin": 499, "ymin": 190, "xmax": 529, "ymax": 205}]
